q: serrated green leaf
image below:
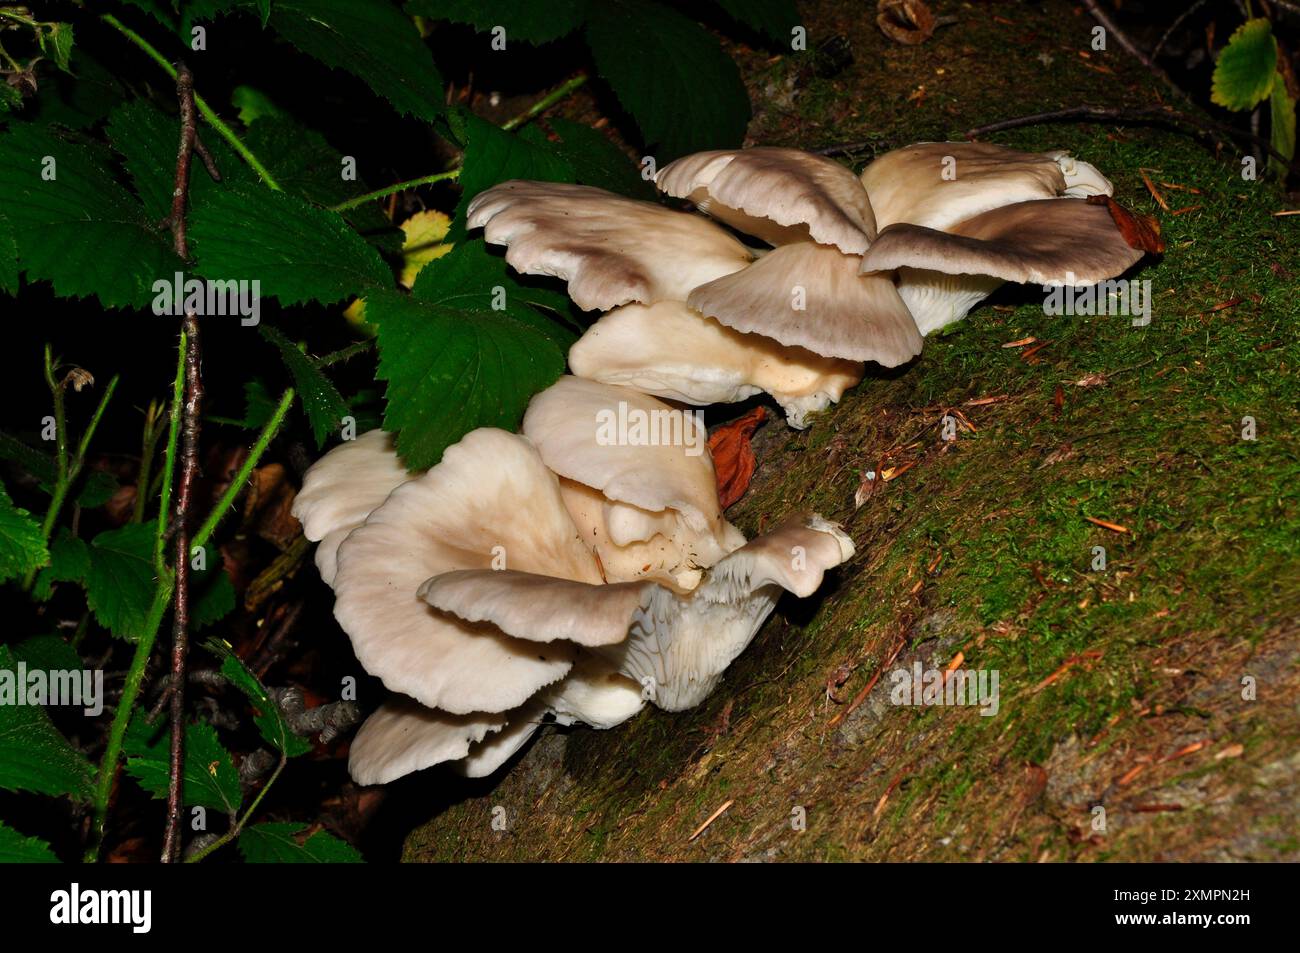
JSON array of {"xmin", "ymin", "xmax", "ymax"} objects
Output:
[
  {"xmin": 713, "ymin": 0, "xmax": 799, "ymax": 44},
  {"xmin": 114, "ymin": 0, "xmax": 179, "ymax": 30},
  {"xmin": 39, "ymin": 22, "xmax": 75, "ymax": 72},
  {"xmin": 585, "ymin": 0, "xmax": 750, "ymax": 160},
  {"xmin": 239, "ymin": 822, "xmax": 362, "ymax": 862},
  {"xmin": 14, "ymin": 635, "xmax": 83, "ymax": 675},
  {"xmin": 269, "ymin": 0, "xmax": 444, "ymax": 120},
  {"xmin": 405, "ymin": 0, "xmax": 586, "ymax": 44},
  {"xmin": 84, "ymin": 522, "xmax": 160, "ymax": 641},
  {"xmin": 260, "ymin": 326, "xmax": 348, "ymax": 447},
  {"xmin": 124, "ymin": 714, "xmax": 242, "ymax": 814},
  {"xmin": 371, "ymin": 290, "xmax": 564, "ymax": 469},
  {"xmin": 28, "ymin": 50, "xmax": 124, "ymax": 128},
  {"xmin": 241, "ymin": 115, "xmax": 402, "ymax": 251},
  {"xmin": 75, "ymin": 469, "xmax": 119, "ymax": 509},
  {"xmin": 231, "ymin": 86, "xmax": 284, "ymax": 124},
  {"xmin": 192, "ymin": 553, "xmax": 237, "ymax": 630},
  {"xmin": 411, "ymin": 240, "xmax": 579, "ymax": 348},
  {"xmin": 1269, "ymin": 74, "xmax": 1297, "ymax": 178},
  {"xmin": 0, "ymin": 125, "xmax": 181, "ymax": 308},
  {"xmin": 0, "ymin": 646, "xmax": 94, "ymax": 799},
  {"xmin": 107, "ymin": 100, "xmax": 258, "ymax": 223},
  {"xmin": 191, "ymin": 185, "xmax": 392, "ymax": 306},
  {"xmin": 209, "ymin": 642, "xmax": 311, "ymax": 757},
  {"xmin": 528, "ymin": 118, "xmax": 653, "ymax": 199},
  {"xmin": 0, "ymin": 820, "xmax": 60, "ymax": 863},
  {"xmin": 451, "ymin": 110, "xmax": 574, "ymax": 239},
  {"xmin": 0, "ymin": 482, "xmax": 47, "ymax": 583},
  {"xmin": 1212, "ymin": 18, "xmax": 1277, "ymax": 111},
  {"xmin": 32, "ymin": 532, "xmax": 89, "ymax": 602}
]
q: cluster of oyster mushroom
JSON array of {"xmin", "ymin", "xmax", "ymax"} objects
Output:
[{"xmin": 294, "ymin": 141, "xmax": 1158, "ymax": 785}]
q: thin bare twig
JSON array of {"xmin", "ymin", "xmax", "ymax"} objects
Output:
[
  {"xmin": 1151, "ymin": 0, "xmax": 1211, "ymax": 61},
  {"xmin": 964, "ymin": 105, "xmax": 1300, "ymax": 178},
  {"xmin": 162, "ymin": 62, "xmax": 217, "ymax": 864},
  {"xmin": 1080, "ymin": 0, "xmax": 1194, "ymax": 106}
]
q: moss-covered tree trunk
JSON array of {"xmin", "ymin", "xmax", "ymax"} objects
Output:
[{"xmin": 404, "ymin": 0, "xmax": 1300, "ymax": 862}]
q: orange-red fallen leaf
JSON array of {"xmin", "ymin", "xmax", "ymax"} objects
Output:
[
  {"xmin": 827, "ymin": 635, "xmax": 907, "ymax": 728},
  {"xmin": 1127, "ymin": 803, "xmax": 1184, "ymax": 813},
  {"xmin": 1085, "ymin": 516, "xmax": 1129, "ymax": 534},
  {"xmin": 1002, "ymin": 336, "xmax": 1037, "ymax": 348},
  {"xmin": 882, "ymin": 460, "xmax": 916, "ymax": 482},
  {"xmin": 877, "ymin": 0, "xmax": 937, "ymax": 46},
  {"xmin": 1171, "ymin": 205, "xmax": 1202, "ymax": 216},
  {"xmin": 873, "ymin": 768, "xmax": 910, "ymax": 818},
  {"xmin": 707, "ymin": 406, "xmax": 767, "ymax": 508},
  {"xmin": 965, "ymin": 394, "xmax": 1010, "ymax": 406},
  {"xmin": 1087, "ymin": 194, "xmax": 1166, "ymax": 253},
  {"xmin": 1021, "ymin": 341, "xmax": 1052, "ymax": 362},
  {"xmin": 688, "ymin": 799, "xmax": 734, "ymax": 842}
]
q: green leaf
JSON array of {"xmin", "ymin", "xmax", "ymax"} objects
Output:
[
  {"xmin": 84, "ymin": 522, "xmax": 159, "ymax": 641},
  {"xmin": 529, "ymin": 118, "xmax": 653, "ymax": 199},
  {"xmin": 0, "ymin": 820, "xmax": 60, "ymax": 863},
  {"xmin": 231, "ymin": 86, "xmax": 284, "ymax": 124},
  {"xmin": 405, "ymin": 0, "xmax": 586, "ymax": 44},
  {"xmin": 75, "ymin": 469, "xmax": 119, "ymax": 509},
  {"xmin": 107, "ymin": 100, "xmax": 258, "ymax": 223},
  {"xmin": 585, "ymin": 0, "xmax": 750, "ymax": 160},
  {"xmin": 32, "ymin": 532, "xmax": 89, "ymax": 602},
  {"xmin": 0, "ymin": 482, "xmax": 48, "ymax": 583},
  {"xmin": 372, "ymin": 289, "xmax": 565, "ymax": 469},
  {"xmin": 124, "ymin": 715, "xmax": 242, "ymax": 814},
  {"xmin": 39, "ymin": 22, "xmax": 75, "ymax": 72},
  {"xmin": 208, "ymin": 641, "xmax": 311, "ymax": 757},
  {"xmin": 451, "ymin": 110, "xmax": 575, "ymax": 238},
  {"xmin": 259, "ymin": 326, "xmax": 349, "ymax": 447},
  {"xmin": 190, "ymin": 185, "xmax": 392, "ymax": 306},
  {"xmin": 0, "ymin": 211, "xmax": 18, "ymax": 296},
  {"xmin": 1269, "ymin": 74, "xmax": 1297, "ymax": 178},
  {"xmin": 0, "ymin": 125, "xmax": 180, "ymax": 308},
  {"xmin": 712, "ymin": 0, "xmax": 799, "ymax": 44},
  {"xmin": 28, "ymin": 51, "xmax": 124, "ymax": 128},
  {"xmin": 14, "ymin": 634, "xmax": 83, "ymax": 675},
  {"xmin": 411, "ymin": 240, "xmax": 579, "ymax": 348},
  {"xmin": 1212, "ymin": 18, "xmax": 1278, "ymax": 111},
  {"xmin": 269, "ymin": 0, "xmax": 444, "ymax": 120},
  {"xmin": 239, "ymin": 822, "xmax": 363, "ymax": 862},
  {"xmin": 0, "ymin": 646, "xmax": 94, "ymax": 799},
  {"xmin": 0, "ymin": 431, "xmax": 56, "ymax": 487},
  {"xmin": 242, "ymin": 115, "xmax": 403, "ymax": 252},
  {"xmin": 192, "ymin": 553, "xmax": 237, "ymax": 630}
]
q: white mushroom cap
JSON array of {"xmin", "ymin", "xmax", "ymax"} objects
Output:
[
  {"xmin": 656, "ymin": 147, "xmax": 878, "ymax": 254},
  {"xmin": 348, "ymin": 696, "xmax": 508, "ymax": 786},
  {"xmin": 522, "ymin": 376, "xmax": 723, "ymax": 534},
  {"xmin": 568, "ymin": 300, "xmax": 863, "ymax": 429},
  {"xmin": 420, "ymin": 513, "xmax": 855, "ymax": 711},
  {"xmin": 332, "ymin": 428, "xmax": 601, "ymax": 715},
  {"xmin": 290, "ymin": 429, "xmax": 412, "ymax": 586},
  {"xmin": 687, "ymin": 241, "xmax": 923, "ymax": 365},
  {"xmin": 860, "ymin": 141, "xmax": 1114, "ymax": 231},
  {"xmin": 466, "ymin": 180, "xmax": 753, "ymax": 310},
  {"xmin": 859, "ymin": 198, "xmax": 1146, "ymax": 286}
]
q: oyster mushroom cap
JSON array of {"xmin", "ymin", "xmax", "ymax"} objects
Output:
[
  {"xmin": 568, "ymin": 300, "xmax": 863, "ymax": 429},
  {"xmin": 466, "ymin": 180, "xmax": 753, "ymax": 310}
]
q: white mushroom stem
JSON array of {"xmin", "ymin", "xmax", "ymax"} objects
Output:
[
  {"xmin": 419, "ymin": 514, "xmax": 855, "ymax": 711},
  {"xmin": 569, "ymin": 300, "xmax": 863, "ymax": 429}
]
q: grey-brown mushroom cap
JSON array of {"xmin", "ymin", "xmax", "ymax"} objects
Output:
[
  {"xmin": 290, "ymin": 429, "xmax": 412, "ymax": 586},
  {"xmin": 858, "ymin": 198, "xmax": 1145, "ymax": 286},
  {"xmin": 348, "ymin": 697, "xmax": 508, "ymax": 787},
  {"xmin": 859, "ymin": 141, "xmax": 1113, "ymax": 231},
  {"xmin": 465, "ymin": 180, "xmax": 753, "ymax": 311},
  {"xmin": 687, "ymin": 241, "xmax": 923, "ymax": 365},
  {"xmin": 331, "ymin": 428, "xmax": 601, "ymax": 716},
  {"xmin": 656, "ymin": 147, "xmax": 877, "ymax": 254}
]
